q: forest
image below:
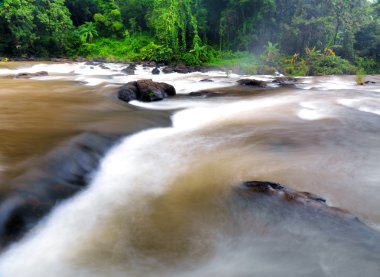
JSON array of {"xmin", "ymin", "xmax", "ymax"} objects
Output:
[{"xmin": 0, "ymin": 0, "xmax": 379, "ymax": 75}]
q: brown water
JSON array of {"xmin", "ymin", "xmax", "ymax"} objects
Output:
[
  {"xmin": 0, "ymin": 62, "xmax": 380, "ymax": 276},
  {"xmin": 0, "ymin": 76, "xmax": 170, "ymax": 189}
]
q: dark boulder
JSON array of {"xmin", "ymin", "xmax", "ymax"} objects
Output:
[
  {"xmin": 15, "ymin": 71, "xmax": 48, "ymax": 79},
  {"xmin": 118, "ymin": 79, "xmax": 176, "ymax": 102},
  {"xmin": 118, "ymin": 81, "xmax": 139, "ymax": 102},
  {"xmin": 92, "ymin": 58, "xmax": 107, "ymax": 63},
  {"xmin": 148, "ymin": 61, "xmax": 157, "ymax": 67},
  {"xmin": 163, "ymin": 66, "xmax": 175, "ymax": 74},
  {"xmin": 189, "ymin": 90, "xmax": 220, "ymax": 98},
  {"xmin": 99, "ymin": 64, "xmax": 110, "ymax": 70},
  {"xmin": 237, "ymin": 181, "xmax": 380, "ymax": 244},
  {"xmin": 163, "ymin": 64, "xmax": 193, "ymax": 74},
  {"xmin": 122, "ymin": 64, "xmax": 136, "ymax": 75},
  {"xmin": 0, "ymin": 133, "xmax": 119, "ymax": 248},
  {"xmin": 74, "ymin": 57, "xmax": 87, "ymax": 62},
  {"xmin": 174, "ymin": 64, "xmax": 190, "ymax": 74},
  {"xmin": 85, "ymin": 61, "xmax": 97, "ymax": 66},
  {"xmin": 272, "ymin": 76, "xmax": 298, "ymax": 85},
  {"xmin": 200, "ymin": 79, "xmax": 214, "ymax": 82},
  {"xmin": 237, "ymin": 79, "xmax": 267, "ymax": 88},
  {"xmin": 152, "ymin": 67, "xmax": 160, "ymax": 75}
]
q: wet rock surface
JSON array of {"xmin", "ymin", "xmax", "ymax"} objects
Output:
[
  {"xmin": 188, "ymin": 90, "xmax": 221, "ymax": 98},
  {"xmin": 162, "ymin": 64, "xmax": 219, "ymax": 74},
  {"xmin": 0, "ymin": 133, "xmax": 119, "ymax": 248},
  {"xmin": 118, "ymin": 79, "xmax": 176, "ymax": 102},
  {"xmin": 237, "ymin": 181, "xmax": 380, "ymax": 240},
  {"xmin": 237, "ymin": 78, "xmax": 268, "ymax": 88},
  {"xmin": 152, "ymin": 67, "xmax": 160, "ymax": 75},
  {"xmin": 15, "ymin": 71, "xmax": 48, "ymax": 79},
  {"xmin": 272, "ymin": 76, "xmax": 299, "ymax": 85},
  {"xmin": 121, "ymin": 64, "xmax": 136, "ymax": 75}
]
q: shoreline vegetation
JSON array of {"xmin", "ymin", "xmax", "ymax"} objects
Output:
[{"xmin": 0, "ymin": 0, "xmax": 379, "ymax": 76}]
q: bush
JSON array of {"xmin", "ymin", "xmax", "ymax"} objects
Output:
[
  {"xmin": 355, "ymin": 57, "xmax": 379, "ymax": 74},
  {"xmin": 279, "ymin": 48, "xmax": 357, "ymax": 76},
  {"xmin": 308, "ymin": 55, "xmax": 357, "ymax": 75},
  {"xmin": 77, "ymin": 34, "xmax": 158, "ymax": 61},
  {"xmin": 139, "ymin": 42, "xmax": 173, "ymax": 62}
]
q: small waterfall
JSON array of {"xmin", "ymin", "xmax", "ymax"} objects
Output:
[{"xmin": 1, "ymin": 96, "xmax": 380, "ymax": 276}]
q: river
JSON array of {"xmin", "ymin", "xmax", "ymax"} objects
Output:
[{"xmin": 0, "ymin": 62, "xmax": 379, "ymax": 276}]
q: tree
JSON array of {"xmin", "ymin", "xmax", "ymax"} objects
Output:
[
  {"xmin": 0, "ymin": 0, "xmax": 37, "ymax": 55},
  {"xmin": 0, "ymin": 0, "xmax": 74, "ymax": 56},
  {"xmin": 78, "ymin": 22, "xmax": 98, "ymax": 43},
  {"xmin": 149, "ymin": 0, "xmax": 200, "ymax": 53}
]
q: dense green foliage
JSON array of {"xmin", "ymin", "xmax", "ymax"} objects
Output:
[{"xmin": 0, "ymin": 0, "xmax": 379, "ymax": 74}]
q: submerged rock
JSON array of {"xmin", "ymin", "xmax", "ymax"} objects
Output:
[
  {"xmin": 118, "ymin": 79, "xmax": 176, "ymax": 102},
  {"xmin": 174, "ymin": 64, "xmax": 190, "ymax": 74},
  {"xmin": 272, "ymin": 76, "xmax": 299, "ymax": 85},
  {"xmin": 237, "ymin": 78, "xmax": 267, "ymax": 88},
  {"xmin": 189, "ymin": 90, "xmax": 220, "ymax": 98},
  {"xmin": 162, "ymin": 66, "xmax": 174, "ymax": 74},
  {"xmin": 0, "ymin": 133, "xmax": 119, "ymax": 248},
  {"xmin": 99, "ymin": 64, "xmax": 110, "ymax": 70},
  {"xmin": 121, "ymin": 64, "xmax": 136, "ymax": 75},
  {"xmin": 237, "ymin": 181, "xmax": 380, "ymax": 235},
  {"xmin": 15, "ymin": 71, "xmax": 48, "ymax": 79},
  {"xmin": 152, "ymin": 67, "xmax": 160, "ymax": 75}
]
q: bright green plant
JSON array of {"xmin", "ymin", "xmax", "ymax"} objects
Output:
[
  {"xmin": 77, "ymin": 22, "xmax": 98, "ymax": 44},
  {"xmin": 264, "ymin": 42, "xmax": 280, "ymax": 66},
  {"xmin": 355, "ymin": 69, "xmax": 366, "ymax": 85}
]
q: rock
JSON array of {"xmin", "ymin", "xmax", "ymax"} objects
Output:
[
  {"xmin": 85, "ymin": 61, "xmax": 97, "ymax": 66},
  {"xmin": 92, "ymin": 58, "xmax": 107, "ymax": 63},
  {"xmin": 122, "ymin": 64, "xmax": 136, "ymax": 75},
  {"xmin": 163, "ymin": 66, "xmax": 174, "ymax": 74},
  {"xmin": 136, "ymin": 79, "xmax": 175, "ymax": 102},
  {"xmin": 364, "ymin": 80, "xmax": 376, "ymax": 84},
  {"xmin": 174, "ymin": 64, "xmax": 190, "ymax": 74},
  {"xmin": 200, "ymin": 79, "xmax": 214, "ymax": 82},
  {"xmin": 99, "ymin": 64, "xmax": 110, "ymax": 70},
  {"xmin": 50, "ymin": 58, "xmax": 70, "ymax": 63},
  {"xmin": 237, "ymin": 79, "xmax": 267, "ymax": 88},
  {"xmin": 0, "ymin": 133, "xmax": 119, "ymax": 248},
  {"xmin": 236, "ymin": 180, "xmax": 380, "ymax": 254},
  {"xmin": 240, "ymin": 181, "xmax": 328, "ymax": 205},
  {"xmin": 15, "ymin": 71, "xmax": 48, "ymax": 79},
  {"xmin": 74, "ymin": 57, "xmax": 86, "ymax": 62},
  {"xmin": 272, "ymin": 76, "xmax": 299, "ymax": 88},
  {"xmin": 118, "ymin": 81, "xmax": 139, "ymax": 102},
  {"xmin": 118, "ymin": 79, "xmax": 176, "ymax": 102},
  {"xmin": 148, "ymin": 61, "xmax": 157, "ymax": 67},
  {"xmin": 189, "ymin": 90, "xmax": 220, "ymax": 98},
  {"xmin": 273, "ymin": 76, "xmax": 298, "ymax": 84},
  {"xmin": 152, "ymin": 67, "xmax": 160, "ymax": 75}
]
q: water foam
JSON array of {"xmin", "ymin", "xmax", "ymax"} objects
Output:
[{"xmin": 1, "ymin": 97, "xmax": 380, "ymax": 276}]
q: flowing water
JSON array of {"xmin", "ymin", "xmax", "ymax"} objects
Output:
[{"xmin": 0, "ymin": 62, "xmax": 379, "ymax": 276}]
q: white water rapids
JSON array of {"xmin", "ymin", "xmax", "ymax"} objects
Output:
[{"xmin": 0, "ymin": 62, "xmax": 380, "ymax": 276}]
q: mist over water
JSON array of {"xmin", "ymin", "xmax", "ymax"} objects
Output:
[{"xmin": 0, "ymin": 62, "xmax": 380, "ymax": 276}]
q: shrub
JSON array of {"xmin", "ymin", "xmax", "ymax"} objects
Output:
[
  {"xmin": 355, "ymin": 69, "xmax": 366, "ymax": 85},
  {"xmin": 355, "ymin": 57, "xmax": 379, "ymax": 74},
  {"xmin": 140, "ymin": 42, "xmax": 173, "ymax": 62},
  {"xmin": 308, "ymin": 55, "xmax": 357, "ymax": 75}
]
